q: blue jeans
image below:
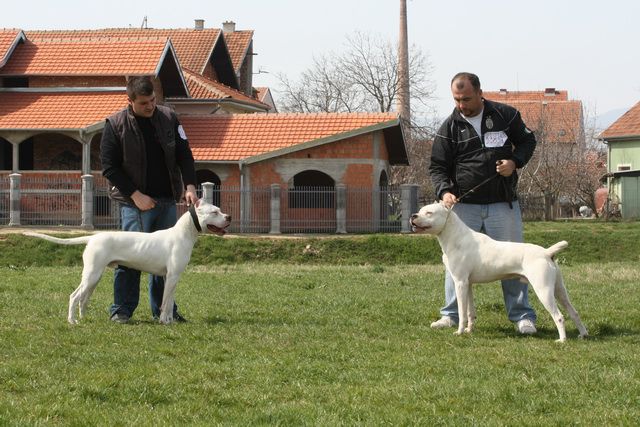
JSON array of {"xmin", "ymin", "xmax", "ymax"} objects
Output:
[
  {"xmin": 110, "ymin": 199, "xmax": 179, "ymax": 319},
  {"xmin": 439, "ymin": 201, "xmax": 537, "ymax": 323}
]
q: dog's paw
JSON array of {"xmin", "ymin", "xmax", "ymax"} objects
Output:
[
  {"xmin": 555, "ymin": 338, "xmax": 567, "ymax": 343},
  {"xmin": 453, "ymin": 330, "xmax": 464, "ymax": 336},
  {"xmin": 159, "ymin": 313, "xmax": 174, "ymax": 325},
  {"xmin": 68, "ymin": 318, "xmax": 79, "ymax": 325},
  {"xmin": 464, "ymin": 327, "xmax": 473, "ymax": 334}
]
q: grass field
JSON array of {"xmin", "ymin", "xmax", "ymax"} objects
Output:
[{"xmin": 1, "ymin": 257, "xmax": 639, "ymax": 424}]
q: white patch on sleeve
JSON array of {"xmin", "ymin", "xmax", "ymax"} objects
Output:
[
  {"xmin": 484, "ymin": 131, "xmax": 508, "ymax": 148},
  {"xmin": 178, "ymin": 125, "xmax": 188, "ymax": 140}
]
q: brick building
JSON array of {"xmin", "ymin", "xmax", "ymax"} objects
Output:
[{"xmin": 0, "ymin": 22, "xmax": 409, "ymax": 232}]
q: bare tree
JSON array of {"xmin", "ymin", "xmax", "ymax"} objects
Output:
[
  {"xmin": 519, "ymin": 103, "xmax": 606, "ymax": 219},
  {"xmin": 275, "ymin": 31, "xmax": 436, "ymax": 189}
]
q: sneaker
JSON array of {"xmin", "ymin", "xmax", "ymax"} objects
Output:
[
  {"xmin": 110, "ymin": 312, "xmax": 130, "ymax": 324},
  {"xmin": 517, "ymin": 319, "xmax": 537, "ymax": 335},
  {"xmin": 430, "ymin": 316, "xmax": 457, "ymax": 329}
]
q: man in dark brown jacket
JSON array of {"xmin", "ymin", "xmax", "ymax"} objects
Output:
[{"xmin": 101, "ymin": 76, "xmax": 198, "ymax": 323}]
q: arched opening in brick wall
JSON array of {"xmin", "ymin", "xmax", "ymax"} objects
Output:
[
  {"xmin": 26, "ymin": 133, "xmax": 82, "ymax": 171},
  {"xmin": 289, "ymin": 170, "xmax": 335, "ymax": 209},
  {"xmin": 379, "ymin": 170, "xmax": 389, "ymax": 187},
  {"xmin": 0, "ymin": 138, "xmax": 11, "ymax": 170},
  {"xmin": 90, "ymin": 133, "xmax": 103, "ymax": 171},
  {"xmin": 196, "ymin": 169, "xmax": 221, "ymax": 206}
]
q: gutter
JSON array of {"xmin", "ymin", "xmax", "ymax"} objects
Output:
[{"xmin": 166, "ymin": 97, "xmax": 269, "ymax": 113}]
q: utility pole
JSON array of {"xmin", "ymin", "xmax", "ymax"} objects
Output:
[{"xmin": 397, "ymin": 0, "xmax": 411, "ymax": 128}]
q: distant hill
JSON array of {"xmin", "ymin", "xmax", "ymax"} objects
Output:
[{"xmin": 595, "ymin": 107, "xmax": 630, "ymax": 132}]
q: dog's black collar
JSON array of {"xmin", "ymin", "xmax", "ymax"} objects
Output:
[{"xmin": 188, "ymin": 205, "xmax": 202, "ymax": 232}]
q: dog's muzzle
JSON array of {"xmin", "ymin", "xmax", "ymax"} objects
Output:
[
  {"xmin": 410, "ymin": 214, "xmax": 429, "ymax": 232},
  {"xmin": 207, "ymin": 215, "xmax": 231, "ymax": 236}
]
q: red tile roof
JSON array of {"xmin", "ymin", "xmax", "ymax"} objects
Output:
[
  {"xmin": 0, "ymin": 29, "xmax": 25, "ymax": 67},
  {"xmin": 600, "ymin": 101, "xmax": 640, "ymax": 139},
  {"xmin": 180, "ymin": 112, "xmax": 400, "ymax": 161},
  {"xmin": 27, "ymin": 28, "xmax": 221, "ymax": 74},
  {"xmin": 0, "ymin": 90, "xmax": 127, "ymax": 129},
  {"xmin": 0, "ymin": 37, "xmax": 171, "ymax": 76},
  {"xmin": 484, "ymin": 92, "xmax": 582, "ymax": 143},
  {"xmin": 484, "ymin": 89, "xmax": 569, "ymax": 101},
  {"xmin": 223, "ymin": 30, "xmax": 253, "ymax": 72},
  {"xmin": 181, "ymin": 68, "xmax": 267, "ymax": 108}
]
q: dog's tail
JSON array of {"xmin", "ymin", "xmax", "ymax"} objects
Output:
[
  {"xmin": 546, "ymin": 241, "xmax": 568, "ymax": 259},
  {"xmin": 23, "ymin": 231, "xmax": 92, "ymax": 245}
]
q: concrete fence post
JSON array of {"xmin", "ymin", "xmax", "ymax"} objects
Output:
[
  {"xmin": 81, "ymin": 174, "xmax": 94, "ymax": 229},
  {"xmin": 401, "ymin": 184, "xmax": 419, "ymax": 233},
  {"xmin": 9, "ymin": 173, "xmax": 21, "ymax": 227},
  {"xmin": 270, "ymin": 184, "xmax": 281, "ymax": 234},
  {"xmin": 336, "ymin": 184, "xmax": 347, "ymax": 234},
  {"xmin": 201, "ymin": 182, "xmax": 214, "ymax": 204}
]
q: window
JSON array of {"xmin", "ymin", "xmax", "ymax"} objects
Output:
[{"xmin": 617, "ymin": 164, "xmax": 631, "ymax": 171}]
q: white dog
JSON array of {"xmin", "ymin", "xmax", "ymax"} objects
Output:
[
  {"xmin": 410, "ymin": 202, "xmax": 588, "ymax": 342},
  {"xmin": 23, "ymin": 200, "xmax": 231, "ymax": 325}
]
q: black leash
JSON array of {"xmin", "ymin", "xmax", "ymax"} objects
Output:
[
  {"xmin": 188, "ymin": 205, "xmax": 202, "ymax": 232},
  {"xmin": 457, "ymin": 174, "xmax": 499, "ymax": 202}
]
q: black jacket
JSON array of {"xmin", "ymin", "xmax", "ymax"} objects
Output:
[
  {"xmin": 101, "ymin": 105, "xmax": 196, "ymax": 205},
  {"xmin": 429, "ymin": 99, "xmax": 536, "ymax": 204}
]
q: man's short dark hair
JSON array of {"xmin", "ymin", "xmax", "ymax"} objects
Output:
[
  {"xmin": 451, "ymin": 72, "xmax": 481, "ymax": 92},
  {"xmin": 126, "ymin": 76, "xmax": 154, "ymax": 101}
]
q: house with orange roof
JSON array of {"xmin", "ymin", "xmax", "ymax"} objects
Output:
[
  {"xmin": 483, "ymin": 88, "xmax": 583, "ymax": 145},
  {"xmin": 599, "ymin": 101, "xmax": 640, "ymax": 218},
  {"xmin": 0, "ymin": 21, "xmax": 410, "ymax": 233},
  {"xmin": 254, "ymin": 87, "xmax": 278, "ymax": 113}
]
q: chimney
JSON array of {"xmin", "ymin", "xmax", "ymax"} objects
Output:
[
  {"xmin": 396, "ymin": 0, "xmax": 411, "ymax": 128},
  {"xmin": 499, "ymin": 88, "xmax": 508, "ymax": 95},
  {"xmin": 194, "ymin": 19, "xmax": 204, "ymax": 30},
  {"xmin": 222, "ymin": 21, "xmax": 236, "ymax": 33},
  {"xmin": 544, "ymin": 87, "xmax": 556, "ymax": 96}
]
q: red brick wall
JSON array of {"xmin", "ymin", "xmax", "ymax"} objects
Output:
[
  {"xmin": 30, "ymin": 76, "xmax": 125, "ymax": 87},
  {"xmin": 32, "ymin": 134, "xmax": 82, "ymax": 170}
]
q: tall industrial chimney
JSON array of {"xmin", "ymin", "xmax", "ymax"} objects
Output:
[{"xmin": 397, "ymin": 0, "xmax": 411, "ymax": 127}]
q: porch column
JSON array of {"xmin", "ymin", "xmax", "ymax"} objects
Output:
[
  {"xmin": 81, "ymin": 174, "xmax": 94, "ymax": 229},
  {"xmin": 9, "ymin": 173, "xmax": 21, "ymax": 226},
  {"xmin": 336, "ymin": 184, "xmax": 347, "ymax": 234},
  {"xmin": 269, "ymin": 184, "xmax": 281, "ymax": 234},
  {"xmin": 12, "ymin": 143, "xmax": 19, "ymax": 173},
  {"xmin": 82, "ymin": 141, "xmax": 91, "ymax": 175},
  {"xmin": 400, "ymin": 184, "xmax": 418, "ymax": 233},
  {"xmin": 201, "ymin": 182, "xmax": 214, "ymax": 204}
]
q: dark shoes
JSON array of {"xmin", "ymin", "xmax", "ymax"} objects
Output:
[
  {"xmin": 110, "ymin": 312, "xmax": 130, "ymax": 324},
  {"xmin": 174, "ymin": 312, "xmax": 188, "ymax": 323}
]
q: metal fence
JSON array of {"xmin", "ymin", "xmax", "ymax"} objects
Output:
[
  {"xmin": 0, "ymin": 173, "xmax": 413, "ymax": 233},
  {"xmin": 0, "ymin": 172, "xmax": 555, "ymax": 230},
  {"xmin": 0, "ymin": 174, "xmax": 8, "ymax": 226}
]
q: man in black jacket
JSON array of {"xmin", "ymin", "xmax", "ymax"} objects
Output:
[
  {"xmin": 429, "ymin": 72, "xmax": 538, "ymax": 334},
  {"xmin": 101, "ymin": 76, "xmax": 198, "ymax": 323}
]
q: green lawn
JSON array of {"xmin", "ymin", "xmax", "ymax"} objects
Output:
[{"xmin": 1, "ymin": 261, "xmax": 638, "ymax": 425}]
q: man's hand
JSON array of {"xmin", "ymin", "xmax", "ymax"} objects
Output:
[
  {"xmin": 442, "ymin": 192, "xmax": 458, "ymax": 209},
  {"xmin": 131, "ymin": 190, "xmax": 156, "ymax": 211},
  {"xmin": 496, "ymin": 159, "xmax": 516, "ymax": 177},
  {"xmin": 184, "ymin": 184, "xmax": 199, "ymax": 206}
]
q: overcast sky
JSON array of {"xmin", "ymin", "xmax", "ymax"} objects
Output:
[{"xmin": 3, "ymin": 0, "xmax": 639, "ymax": 126}]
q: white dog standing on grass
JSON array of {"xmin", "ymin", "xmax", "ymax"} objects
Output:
[
  {"xmin": 411, "ymin": 202, "xmax": 588, "ymax": 342},
  {"xmin": 23, "ymin": 201, "xmax": 230, "ymax": 325}
]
